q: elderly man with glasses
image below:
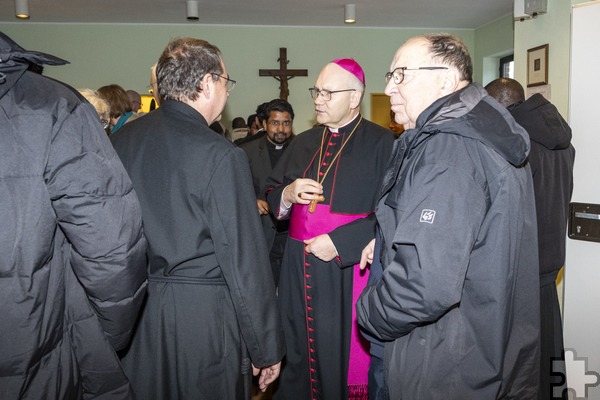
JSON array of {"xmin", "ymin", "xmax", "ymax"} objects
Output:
[
  {"xmin": 265, "ymin": 58, "xmax": 395, "ymax": 400},
  {"xmin": 356, "ymin": 34, "xmax": 540, "ymax": 399},
  {"xmin": 112, "ymin": 37, "xmax": 284, "ymax": 400}
]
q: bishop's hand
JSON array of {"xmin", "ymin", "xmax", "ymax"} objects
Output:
[
  {"xmin": 283, "ymin": 178, "xmax": 323, "ymax": 206},
  {"xmin": 304, "ymin": 234, "xmax": 337, "ymax": 262}
]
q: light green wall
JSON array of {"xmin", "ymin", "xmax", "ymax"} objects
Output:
[
  {"xmin": 474, "ymin": 14, "xmax": 515, "ymax": 85},
  {"xmin": 0, "ymin": 23, "xmax": 484, "ymax": 132}
]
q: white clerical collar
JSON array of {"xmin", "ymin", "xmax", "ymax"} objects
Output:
[
  {"xmin": 275, "ymin": 145, "xmax": 283, "ymax": 150},
  {"xmin": 327, "ymin": 113, "xmax": 360, "ymax": 133}
]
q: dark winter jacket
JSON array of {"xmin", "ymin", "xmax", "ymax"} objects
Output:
[
  {"xmin": 357, "ymin": 84, "xmax": 540, "ymax": 399},
  {"xmin": 509, "ymin": 93, "xmax": 575, "ymax": 276},
  {"xmin": 0, "ymin": 32, "xmax": 147, "ymax": 399}
]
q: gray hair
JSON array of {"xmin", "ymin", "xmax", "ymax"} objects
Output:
[
  {"xmin": 156, "ymin": 37, "xmax": 223, "ymax": 102},
  {"xmin": 422, "ymin": 33, "xmax": 473, "ymax": 83}
]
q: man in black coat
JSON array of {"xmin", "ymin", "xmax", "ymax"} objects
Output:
[
  {"xmin": 0, "ymin": 32, "xmax": 148, "ymax": 399},
  {"xmin": 240, "ymin": 98, "xmax": 295, "ymax": 285},
  {"xmin": 112, "ymin": 37, "xmax": 284, "ymax": 400},
  {"xmin": 486, "ymin": 77, "xmax": 575, "ymax": 399},
  {"xmin": 265, "ymin": 58, "xmax": 395, "ymax": 399}
]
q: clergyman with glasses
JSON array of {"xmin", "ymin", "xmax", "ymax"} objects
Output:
[
  {"xmin": 239, "ymin": 98, "xmax": 296, "ymax": 287},
  {"xmin": 356, "ymin": 33, "xmax": 540, "ymax": 399},
  {"xmin": 265, "ymin": 58, "xmax": 395, "ymax": 399},
  {"xmin": 111, "ymin": 37, "xmax": 285, "ymax": 400}
]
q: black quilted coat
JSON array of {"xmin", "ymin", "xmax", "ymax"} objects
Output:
[{"xmin": 0, "ymin": 32, "xmax": 147, "ymax": 400}]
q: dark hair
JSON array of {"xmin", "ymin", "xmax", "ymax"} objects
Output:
[
  {"xmin": 484, "ymin": 78, "xmax": 525, "ymax": 108},
  {"xmin": 424, "ymin": 33, "xmax": 473, "ymax": 83},
  {"xmin": 265, "ymin": 98, "xmax": 295, "ymax": 120},
  {"xmin": 232, "ymin": 117, "xmax": 247, "ymax": 129},
  {"xmin": 97, "ymin": 84, "xmax": 132, "ymax": 118},
  {"xmin": 255, "ymin": 102, "xmax": 270, "ymax": 124},
  {"xmin": 157, "ymin": 37, "xmax": 223, "ymax": 102},
  {"xmin": 247, "ymin": 114, "xmax": 257, "ymax": 127}
]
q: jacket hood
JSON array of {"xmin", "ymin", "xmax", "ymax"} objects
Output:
[
  {"xmin": 509, "ymin": 93, "xmax": 572, "ymax": 150},
  {"xmin": 412, "ymin": 83, "xmax": 530, "ymax": 167},
  {"xmin": 0, "ymin": 31, "xmax": 68, "ymax": 99}
]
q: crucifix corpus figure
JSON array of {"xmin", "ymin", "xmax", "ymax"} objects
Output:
[{"xmin": 259, "ymin": 48, "xmax": 308, "ymax": 100}]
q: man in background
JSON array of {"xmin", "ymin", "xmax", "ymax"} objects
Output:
[
  {"xmin": 486, "ymin": 77, "xmax": 575, "ymax": 399},
  {"xmin": 0, "ymin": 31, "xmax": 147, "ymax": 399},
  {"xmin": 126, "ymin": 89, "xmax": 142, "ymax": 112},
  {"xmin": 235, "ymin": 102, "xmax": 268, "ymax": 145},
  {"xmin": 112, "ymin": 37, "xmax": 284, "ymax": 399},
  {"xmin": 231, "ymin": 116, "xmax": 250, "ymax": 142},
  {"xmin": 240, "ymin": 98, "xmax": 295, "ymax": 286},
  {"xmin": 357, "ymin": 34, "xmax": 540, "ymax": 399}
]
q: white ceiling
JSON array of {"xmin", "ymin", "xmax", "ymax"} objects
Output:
[{"xmin": 0, "ymin": 0, "xmax": 513, "ymax": 29}]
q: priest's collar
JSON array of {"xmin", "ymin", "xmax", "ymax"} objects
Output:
[
  {"xmin": 327, "ymin": 113, "xmax": 362, "ymax": 134},
  {"xmin": 266, "ymin": 139, "xmax": 286, "ymax": 151}
]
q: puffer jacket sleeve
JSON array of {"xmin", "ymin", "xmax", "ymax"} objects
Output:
[{"xmin": 45, "ymin": 100, "xmax": 148, "ymax": 351}]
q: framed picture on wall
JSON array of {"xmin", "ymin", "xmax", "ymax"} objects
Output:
[{"xmin": 527, "ymin": 44, "xmax": 549, "ymax": 87}]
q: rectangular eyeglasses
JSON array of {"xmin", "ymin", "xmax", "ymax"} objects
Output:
[
  {"xmin": 385, "ymin": 67, "xmax": 448, "ymax": 85},
  {"xmin": 212, "ymin": 73, "xmax": 236, "ymax": 92}
]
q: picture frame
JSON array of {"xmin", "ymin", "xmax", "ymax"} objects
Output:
[{"xmin": 527, "ymin": 44, "xmax": 549, "ymax": 87}]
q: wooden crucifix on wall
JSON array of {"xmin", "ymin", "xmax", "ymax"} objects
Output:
[{"xmin": 259, "ymin": 48, "xmax": 308, "ymax": 101}]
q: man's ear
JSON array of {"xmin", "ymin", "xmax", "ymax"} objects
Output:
[
  {"xmin": 441, "ymin": 68, "xmax": 461, "ymax": 95},
  {"xmin": 350, "ymin": 90, "xmax": 362, "ymax": 109},
  {"xmin": 199, "ymin": 73, "xmax": 213, "ymax": 98}
]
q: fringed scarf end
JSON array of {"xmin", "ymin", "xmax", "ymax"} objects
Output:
[{"xmin": 348, "ymin": 383, "xmax": 369, "ymax": 400}]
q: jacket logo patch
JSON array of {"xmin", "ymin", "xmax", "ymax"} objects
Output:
[{"xmin": 420, "ymin": 209, "xmax": 436, "ymax": 224}]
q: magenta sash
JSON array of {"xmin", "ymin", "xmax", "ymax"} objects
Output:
[{"xmin": 289, "ymin": 203, "xmax": 371, "ymax": 395}]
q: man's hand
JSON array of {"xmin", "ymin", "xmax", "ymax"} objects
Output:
[
  {"xmin": 257, "ymin": 199, "xmax": 270, "ymax": 215},
  {"xmin": 283, "ymin": 178, "xmax": 323, "ymax": 206},
  {"xmin": 304, "ymin": 234, "xmax": 337, "ymax": 262},
  {"xmin": 359, "ymin": 239, "xmax": 376, "ymax": 270},
  {"xmin": 252, "ymin": 362, "xmax": 282, "ymax": 392}
]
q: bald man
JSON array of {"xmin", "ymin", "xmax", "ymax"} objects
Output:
[
  {"xmin": 357, "ymin": 34, "xmax": 540, "ymax": 399},
  {"xmin": 486, "ymin": 77, "xmax": 575, "ymax": 400}
]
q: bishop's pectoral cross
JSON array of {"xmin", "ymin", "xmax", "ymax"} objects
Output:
[
  {"xmin": 259, "ymin": 48, "xmax": 308, "ymax": 101},
  {"xmin": 309, "ymin": 195, "xmax": 326, "ymax": 213}
]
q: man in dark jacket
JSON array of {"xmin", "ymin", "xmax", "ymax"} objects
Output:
[
  {"xmin": 112, "ymin": 38, "xmax": 284, "ymax": 399},
  {"xmin": 486, "ymin": 77, "xmax": 575, "ymax": 400},
  {"xmin": 240, "ymin": 98, "xmax": 295, "ymax": 285},
  {"xmin": 0, "ymin": 32, "xmax": 148, "ymax": 399},
  {"xmin": 357, "ymin": 34, "xmax": 540, "ymax": 399}
]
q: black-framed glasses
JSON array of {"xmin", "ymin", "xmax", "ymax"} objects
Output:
[
  {"xmin": 385, "ymin": 66, "xmax": 448, "ymax": 85},
  {"xmin": 212, "ymin": 73, "xmax": 236, "ymax": 92},
  {"xmin": 309, "ymin": 87, "xmax": 356, "ymax": 101}
]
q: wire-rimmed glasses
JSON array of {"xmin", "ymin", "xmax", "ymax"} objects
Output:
[
  {"xmin": 212, "ymin": 73, "xmax": 236, "ymax": 92},
  {"xmin": 308, "ymin": 87, "xmax": 356, "ymax": 101}
]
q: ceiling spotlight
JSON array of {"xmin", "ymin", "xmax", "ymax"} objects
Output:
[
  {"xmin": 15, "ymin": 0, "xmax": 29, "ymax": 19},
  {"xmin": 344, "ymin": 4, "xmax": 356, "ymax": 24},
  {"xmin": 187, "ymin": 0, "xmax": 199, "ymax": 21}
]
